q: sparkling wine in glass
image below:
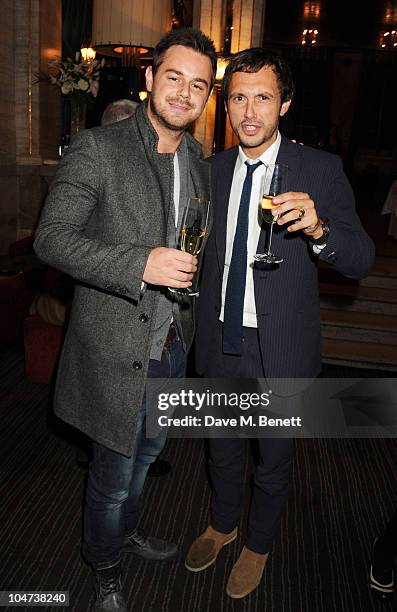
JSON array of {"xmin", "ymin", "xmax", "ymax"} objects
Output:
[
  {"xmin": 168, "ymin": 197, "xmax": 210, "ymax": 297},
  {"xmin": 254, "ymin": 163, "xmax": 288, "ymax": 265}
]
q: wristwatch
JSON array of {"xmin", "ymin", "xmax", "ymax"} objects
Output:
[{"xmin": 310, "ymin": 217, "xmax": 330, "ymax": 246}]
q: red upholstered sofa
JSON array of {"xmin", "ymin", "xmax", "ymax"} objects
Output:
[
  {"xmin": 24, "ymin": 267, "xmax": 72, "ymax": 384},
  {"xmin": 23, "ymin": 314, "xmax": 64, "ymax": 384},
  {"xmin": 5, "ymin": 236, "xmax": 72, "ymax": 384}
]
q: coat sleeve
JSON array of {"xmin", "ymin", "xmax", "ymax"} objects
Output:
[
  {"xmin": 316, "ymin": 155, "xmax": 375, "ymax": 280},
  {"xmin": 34, "ymin": 130, "xmax": 151, "ymax": 302}
]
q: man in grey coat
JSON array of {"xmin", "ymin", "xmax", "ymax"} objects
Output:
[{"xmin": 34, "ymin": 28, "xmax": 216, "ymax": 612}]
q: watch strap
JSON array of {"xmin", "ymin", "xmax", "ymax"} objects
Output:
[{"xmin": 310, "ymin": 217, "xmax": 330, "ymax": 245}]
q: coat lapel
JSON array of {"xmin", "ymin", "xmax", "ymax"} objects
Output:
[
  {"xmin": 189, "ymin": 156, "xmax": 211, "ymax": 203},
  {"xmin": 188, "ymin": 142, "xmax": 213, "ymax": 243}
]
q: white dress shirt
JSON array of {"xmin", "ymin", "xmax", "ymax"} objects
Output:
[
  {"xmin": 220, "ymin": 133, "xmax": 281, "ymax": 328},
  {"xmin": 173, "ymin": 151, "xmax": 180, "ymax": 226}
]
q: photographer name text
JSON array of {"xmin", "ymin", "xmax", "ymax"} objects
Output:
[{"xmin": 158, "ymin": 415, "xmax": 302, "ymax": 428}]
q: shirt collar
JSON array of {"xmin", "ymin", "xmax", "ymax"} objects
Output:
[{"xmin": 236, "ymin": 131, "xmax": 281, "ymax": 172}]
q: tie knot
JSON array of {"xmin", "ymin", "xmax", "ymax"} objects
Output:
[{"xmin": 245, "ymin": 160, "xmax": 262, "ymax": 177}]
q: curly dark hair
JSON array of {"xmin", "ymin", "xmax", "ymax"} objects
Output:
[
  {"xmin": 222, "ymin": 48, "xmax": 295, "ymax": 104},
  {"xmin": 153, "ymin": 28, "xmax": 217, "ymax": 88}
]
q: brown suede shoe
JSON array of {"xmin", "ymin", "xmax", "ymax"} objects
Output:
[
  {"xmin": 226, "ymin": 546, "xmax": 269, "ymax": 599},
  {"xmin": 185, "ymin": 525, "xmax": 238, "ymax": 572}
]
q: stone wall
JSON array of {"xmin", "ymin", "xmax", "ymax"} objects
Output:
[{"xmin": 0, "ymin": 0, "xmax": 61, "ymax": 255}]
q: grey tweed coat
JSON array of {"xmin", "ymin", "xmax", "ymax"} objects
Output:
[{"xmin": 34, "ymin": 103, "xmax": 211, "ymax": 456}]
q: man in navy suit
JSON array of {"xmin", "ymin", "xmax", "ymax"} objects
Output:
[{"xmin": 185, "ymin": 48, "xmax": 374, "ymax": 599}]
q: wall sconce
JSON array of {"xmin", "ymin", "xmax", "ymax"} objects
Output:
[
  {"xmin": 215, "ymin": 56, "xmax": 229, "ymax": 86},
  {"xmin": 379, "ymin": 30, "xmax": 397, "ymax": 48},
  {"xmin": 301, "ymin": 29, "xmax": 319, "ymax": 46},
  {"xmin": 81, "ymin": 47, "xmax": 97, "ymax": 63},
  {"xmin": 212, "ymin": 55, "xmax": 229, "ymax": 155},
  {"xmin": 139, "ymin": 91, "xmax": 148, "ymax": 101}
]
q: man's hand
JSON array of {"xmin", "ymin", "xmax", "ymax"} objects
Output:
[
  {"xmin": 272, "ymin": 192, "xmax": 324, "ymax": 240},
  {"xmin": 143, "ymin": 247, "xmax": 198, "ymax": 288}
]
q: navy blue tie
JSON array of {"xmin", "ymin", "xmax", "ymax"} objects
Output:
[{"xmin": 223, "ymin": 160, "xmax": 262, "ymax": 355}]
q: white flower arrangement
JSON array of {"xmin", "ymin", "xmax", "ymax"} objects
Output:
[{"xmin": 47, "ymin": 52, "xmax": 105, "ymax": 99}]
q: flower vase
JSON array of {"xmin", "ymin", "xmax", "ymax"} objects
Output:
[{"xmin": 70, "ymin": 96, "xmax": 87, "ymax": 138}]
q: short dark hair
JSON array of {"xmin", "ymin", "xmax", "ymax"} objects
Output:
[
  {"xmin": 153, "ymin": 28, "xmax": 217, "ymax": 88},
  {"xmin": 222, "ymin": 48, "xmax": 295, "ymax": 105}
]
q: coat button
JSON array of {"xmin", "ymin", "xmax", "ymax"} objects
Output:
[
  {"xmin": 132, "ymin": 361, "xmax": 142, "ymax": 370},
  {"xmin": 139, "ymin": 313, "xmax": 149, "ymax": 322}
]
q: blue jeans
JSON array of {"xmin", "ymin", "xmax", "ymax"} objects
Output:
[{"xmin": 82, "ymin": 327, "xmax": 186, "ymax": 570}]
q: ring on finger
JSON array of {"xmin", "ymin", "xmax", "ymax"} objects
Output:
[{"xmin": 298, "ymin": 208, "xmax": 305, "ymax": 220}]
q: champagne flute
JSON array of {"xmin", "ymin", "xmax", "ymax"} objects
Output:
[
  {"xmin": 168, "ymin": 197, "xmax": 210, "ymax": 297},
  {"xmin": 254, "ymin": 163, "xmax": 288, "ymax": 265}
]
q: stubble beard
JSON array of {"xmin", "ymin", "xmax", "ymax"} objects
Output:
[
  {"xmin": 235, "ymin": 121, "xmax": 278, "ymax": 151},
  {"xmin": 149, "ymin": 94, "xmax": 194, "ymax": 133}
]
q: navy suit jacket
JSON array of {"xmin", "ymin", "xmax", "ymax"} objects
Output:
[{"xmin": 196, "ymin": 136, "xmax": 375, "ymax": 379}]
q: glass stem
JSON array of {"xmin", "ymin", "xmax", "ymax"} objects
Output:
[{"xmin": 265, "ymin": 220, "xmax": 275, "ymax": 256}]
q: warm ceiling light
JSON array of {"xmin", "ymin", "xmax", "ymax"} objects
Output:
[
  {"xmin": 92, "ymin": 0, "xmax": 172, "ymax": 58},
  {"xmin": 304, "ymin": 2, "xmax": 320, "ymax": 19},
  {"xmin": 113, "ymin": 46, "xmax": 148, "ymax": 55},
  {"xmin": 385, "ymin": 4, "xmax": 397, "ymax": 23}
]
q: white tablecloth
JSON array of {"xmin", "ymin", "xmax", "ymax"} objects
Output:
[{"xmin": 382, "ymin": 180, "xmax": 397, "ymax": 238}]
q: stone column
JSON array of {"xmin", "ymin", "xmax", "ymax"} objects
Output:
[
  {"xmin": 230, "ymin": 0, "xmax": 266, "ymax": 53},
  {"xmin": 224, "ymin": 0, "xmax": 266, "ymax": 149},
  {"xmin": 193, "ymin": 0, "xmax": 267, "ymax": 155},
  {"xmin": 0, "ymin": 0, "xmax": 61, "ymax": 254},
  {"xmin": 192, "ymin": 0, "xmax": 227, "ymax": 157},
  {"xmin": 0, "ymin": 0, "xmax": 18, "ymax": 253}
]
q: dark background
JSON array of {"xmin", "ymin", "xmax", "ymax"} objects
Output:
[{"xmin": 60, "ymin": 0, "xmax": 397, "ymax": 186}]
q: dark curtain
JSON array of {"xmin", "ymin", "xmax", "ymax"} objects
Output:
[{"xmin": 62, "ymin": 0, "xmax": 93, "ymax": 57}]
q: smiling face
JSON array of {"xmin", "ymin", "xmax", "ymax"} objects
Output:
[
  {"xmin": 145, "ymin": 45, "xmax": 212, "ymax": 134},
  {"xmin": 226, "ymin": 65, "xmax": 291, "ymax": 158}
]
